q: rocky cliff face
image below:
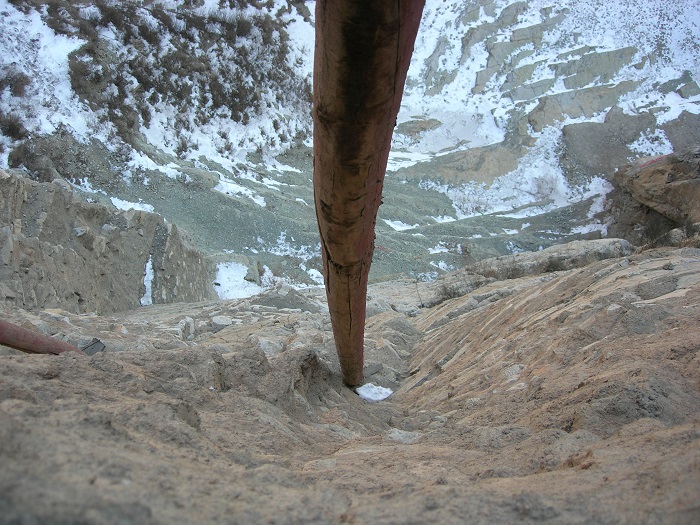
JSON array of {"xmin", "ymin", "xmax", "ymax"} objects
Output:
[{"xmin": 0, "ymin": 169, "xmax": 215, "ymax": 314}]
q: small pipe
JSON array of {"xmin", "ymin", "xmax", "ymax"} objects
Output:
[{"xmin": 0, "ymin": 319, "xmax": 86, "ymax": 356}]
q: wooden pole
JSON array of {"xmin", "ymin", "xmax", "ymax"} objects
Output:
[
  {"xmin": 313, "ymin": 0, "xmax": 424, "ymax": 385},
  {"xmin": 0, "ymin": 319, "xmax": 85, "ymax": 356}
]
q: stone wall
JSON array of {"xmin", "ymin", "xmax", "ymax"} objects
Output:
[{"xmin": 0, "ymin": 170, "xmax": 216, "ymax": 314}]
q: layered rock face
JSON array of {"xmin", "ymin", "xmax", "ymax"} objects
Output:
[{"xmin": 0, "ymin": 170, "xmax": 216, "ymax": 314}]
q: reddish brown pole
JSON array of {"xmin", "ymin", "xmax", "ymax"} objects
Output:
[
  {"xmin": 0, "ymin": 319, "xmax": 85, "ymax": 355},
  {"xmin": 313, "ymin": 0, "xmax": 424, "ymax": 385}
]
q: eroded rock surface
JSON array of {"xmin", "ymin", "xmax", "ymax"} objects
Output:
[{"xmin": 1, "ymin": 242, "xmax": 698, "ymax": 524}]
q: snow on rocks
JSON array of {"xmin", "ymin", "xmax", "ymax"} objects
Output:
[{"xmin": 356, "ymin": 383, "xmax": 394, "ymax": 402}]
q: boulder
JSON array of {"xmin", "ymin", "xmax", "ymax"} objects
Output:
[
  {"xmin": 464, "ymin": 238, "xmax": 634, "ymax": 281},
  {"xmin": 614, "ymin": 147, "xmax": 700, "ymax": 224}
]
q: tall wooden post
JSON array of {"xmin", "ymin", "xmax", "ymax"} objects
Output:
[{"xmin": 313, "ymin": 0, "xmax": 424, "ymax": 385}]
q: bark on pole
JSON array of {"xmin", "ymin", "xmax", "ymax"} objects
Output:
[
  {"xmin": 0, "ymin": 319, "xmax": 85, "ymax": 356},
  {"xmin": 313, "ymin": 0, "xmax": 424, "ymax": 386}
]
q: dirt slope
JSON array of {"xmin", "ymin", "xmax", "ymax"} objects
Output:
[{"xmin": 1, "ymin": 245, "xmax": 699, "ymax": 524}]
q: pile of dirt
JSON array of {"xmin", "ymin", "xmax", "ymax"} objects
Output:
[{"xmin": 1, "ymin": 242, "xmax": 698, "ymax": 523}]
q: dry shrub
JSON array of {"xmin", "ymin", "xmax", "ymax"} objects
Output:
[
  {"xmin": 0, "ymin": 112, "xmax": 28, "ymax": 140},
  {"xmin": 0, "ymin": 69, "xmax": 31, "ymax": 97}
]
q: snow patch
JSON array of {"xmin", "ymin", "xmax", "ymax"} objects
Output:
[
  {"xmin": 214, "ymin": 262, "xmax": 263, "ymax": 300},
  {"xmin": 431, "ymin": 215, "xmax": 457, "ymax": 223},
  {"xmin": 110, "ymin": 197, "xmax": 155, "ymax": 213},
  {"xmin": 140, "ymin": 256, "xmax": 154, "ymax": 306},
  {"xmin": 429, "ymin": 243, "xmax": 449, "ymax": 254},
  {"xmin": 356, "ymin": 383, "xmax": 393, "ymax": 402},
  {"xmin": 629, "ymin": 129, "xmax": 674, "ymax": 157},
  {"xmin": 383, "ymin": 219, "xmax": 419, "ymax": 231},
  {"xmin": 214, "ymin": 176, "xmax": 266, "ymax": 207},
  {"xmin": 420, "ymin": 126, "xmax": 613, "ymax": 220},
  {"xmin": 305, "ymin": 268, "xmax": 324, "ymax": 285}
]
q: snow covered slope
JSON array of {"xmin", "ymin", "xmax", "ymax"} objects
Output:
[
  {"xmin": 392, "ymin": 0, "xmax": 700, "ymax": 216},
  {"xmin": 0, "ymin": 0, "xmax": 312, "ymax": 165},
  {"xmin": 1, "ymin": 0, "xmax": 698, "ymax": 296}
]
